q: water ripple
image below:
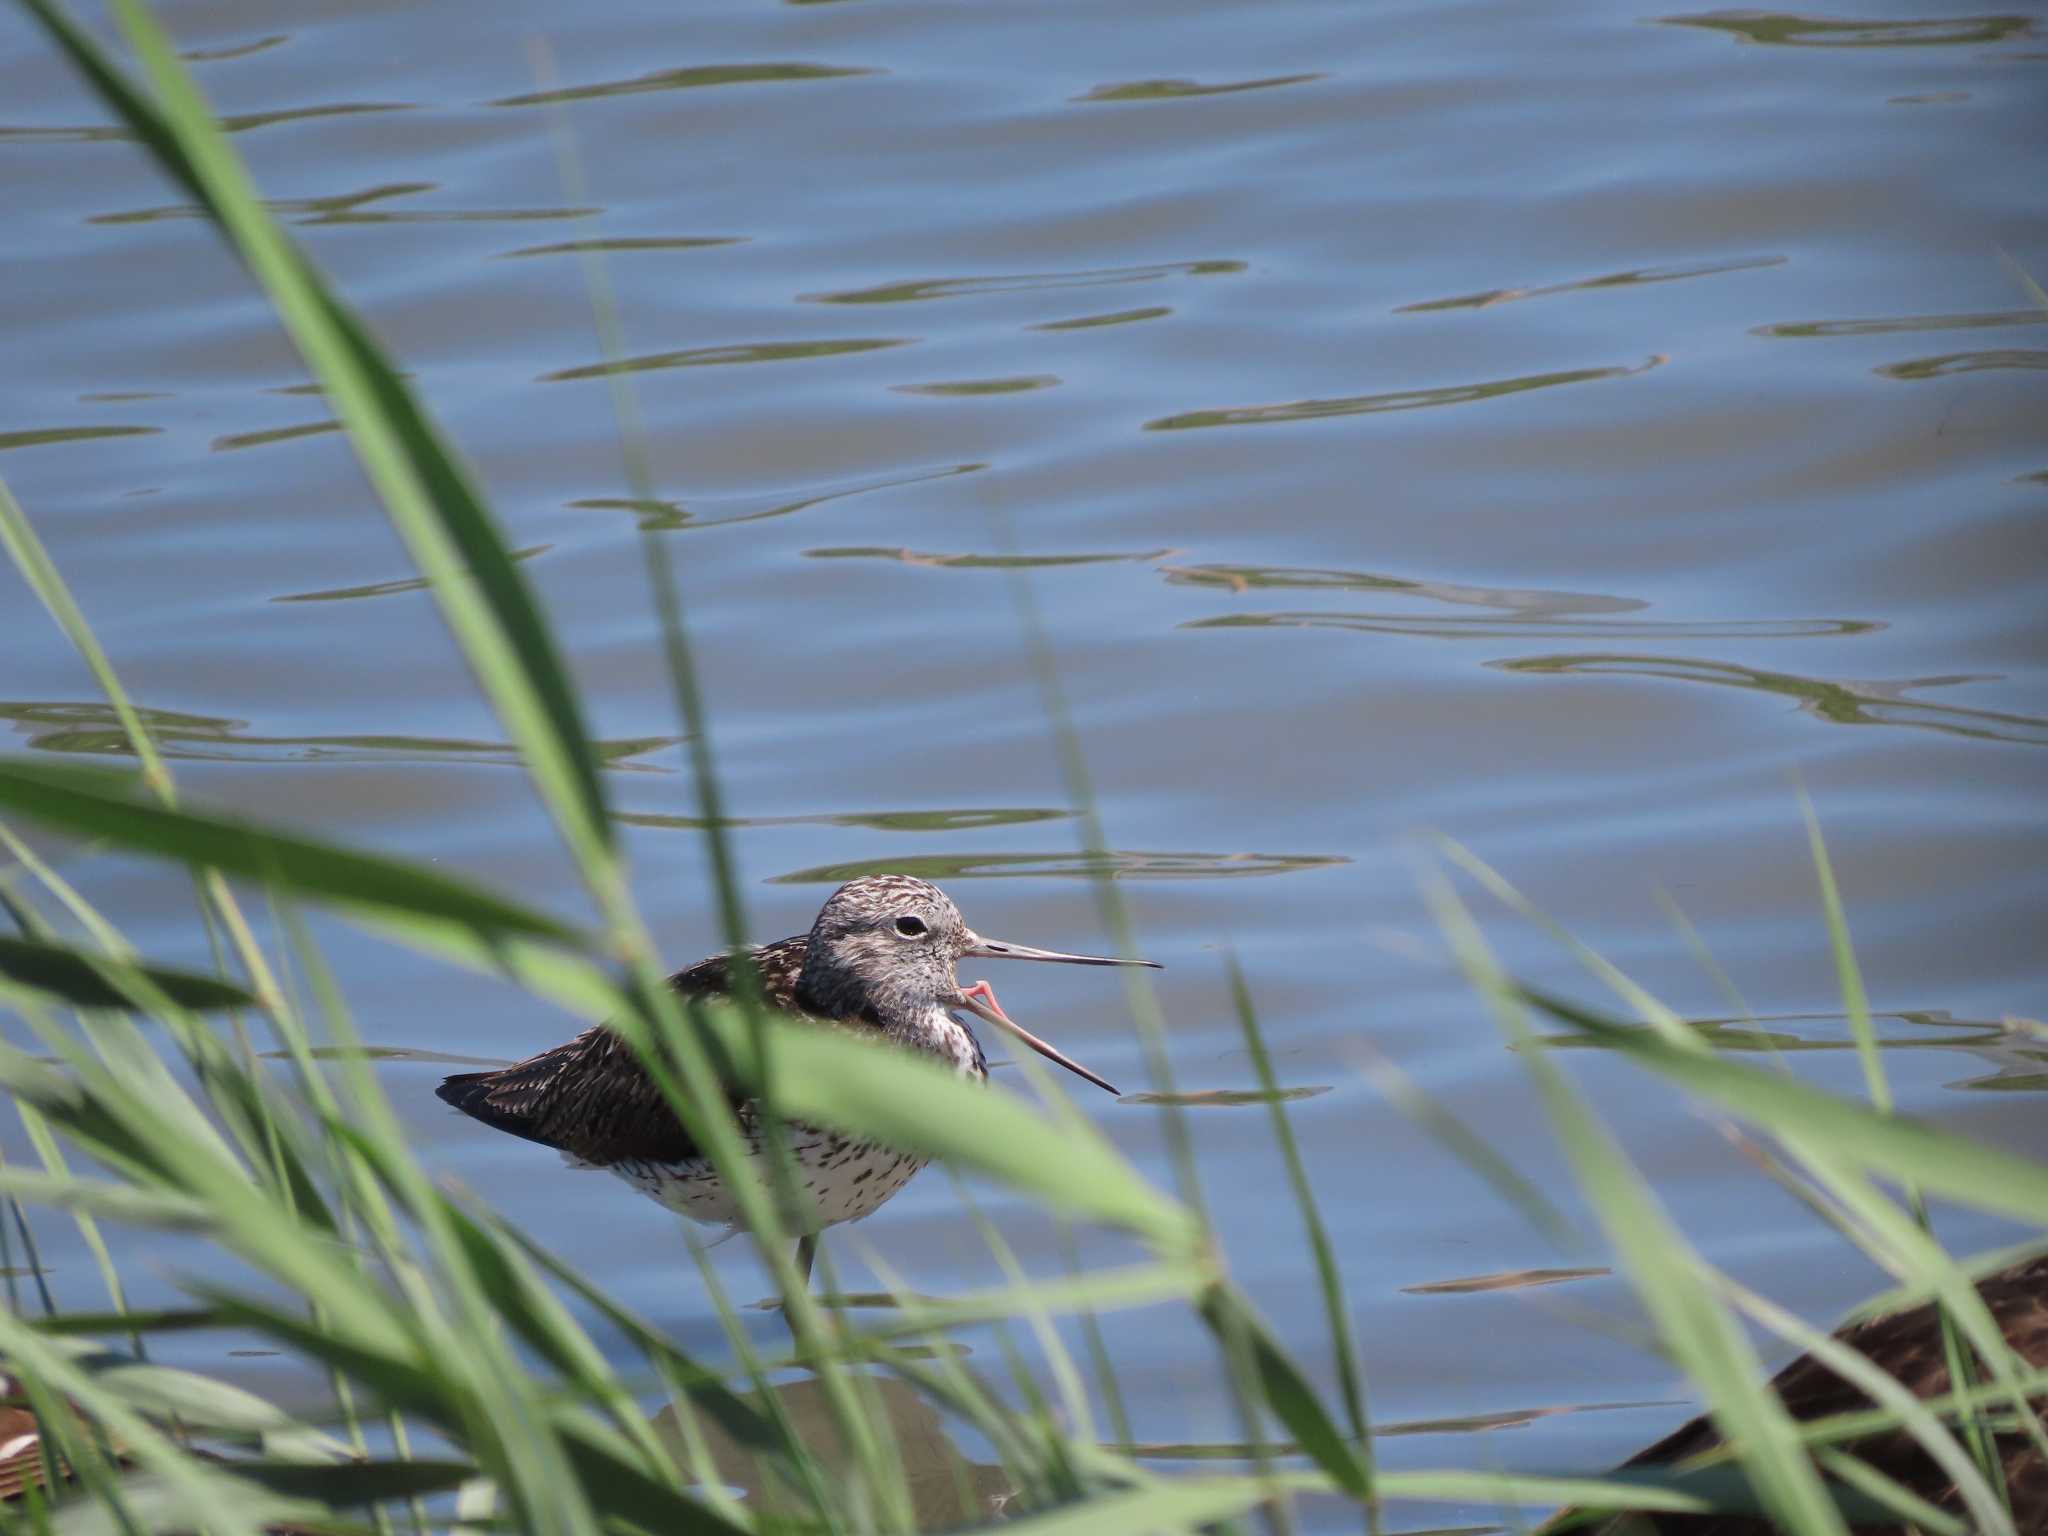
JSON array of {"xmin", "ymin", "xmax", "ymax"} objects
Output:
[
  {"xmin": 273, "ymin": 546, "xmax": 548, "ymax": 603},
  {"xmin": 0, "ymin": 425, "xmax": 160, "ymax": 452},
  {"xmin": 805, "ymin": 545, "xmax": 1171, "ymax": 570},
  {"xmin": 1492, "ymin": 655, "xmax": 2048, "ymax": 745},
  {"xmin": 500, "ymin": 235, "xmax": 745, "ymax": 260},
  {"xmin": 1187, "ymin": 612, "xmax": 1877, "ymax": 640},
  {"xmin": 802, "ymin": 260, "xmax": 1243, "ymax": 305},
  {"xmin": 891, "ymin": 375, "xmax": 1060, "ymax": 397},
  {"xmin": 490, "ymin": 62, "xmax": 877, "ymax": 108},
  {"xmin": 94, "ymin": 180, "xmax": 594, "ymax": 228},
  {"xmin": 1753, "ymin": 309, "xmax": 2048, "ymax": 339},
  {"xmin": 568, "ymin": 461, "xmax": 982, "ymax": 532},
  {"xmin": 1029, "ymin": 306, "xmax": 1172, "ymax": 331},
  {"xmin": 1661, "ymin": 12, "xmax": 2034, "ymax": 48},
  {"xmin": 620, "ymin": 806, "xmax": 1070, "ymax": 834},
  {"xmin": 1120, "ymin": 1085, "xmax": 1333, "ymax": 1107},
  {"xmin": 1398, "ymin": 256, "xmax": 1783, "ymax": 315},
  {"xmin": 1146, "ymin": 356, "xmax": 1665, "ymax": 431},
  {"xmin": 542, "ymin": 337, "xmax": 910, "ymax": 382},
  {"xmin": 0, "ymin": 102, "xmax": 409, "ymax": 144},
  {"xmin": 770, "ymin": 850, "xmax": 1350, "ymax": 884},
  {"xmin": 0, "ymin": 701, "xmax": 676, "ymax": 770},
  {"xmin": 1876, "ymin": 349, "xmax": 2048, "ymax": 380},
  {"xmin": 1073, "ymin": 74, "xmax": 1325, "ymax": 103},
  {"xmin": 1401, "ymin": 1266, "xmax": 1611, "ymax": 1296}
]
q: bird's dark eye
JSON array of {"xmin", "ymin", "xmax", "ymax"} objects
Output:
[{"xmin": 894, "ymin": 915, "xmax": 928, "ymax": 938}]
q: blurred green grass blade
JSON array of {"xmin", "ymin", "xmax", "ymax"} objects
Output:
[
  {"xmin": 0, "ymin": 1308, "xmax": 285, "ymax": 1536},
  {"xmin": 0, "ymin": 479, "xmax": 171, "ymax": 799},
  {"xmin": 0, "ymin": 760, "xmax": 578, "ymax": 943},
  {"xmin": 1809, "ymin": 1447, "xmax": 1966, "ymax": 1535},
  {"xmin": 1224, "ymin": 956, "xmax": 1372, "ymax": 1462},
  {"xmin": 0, "ymin": 1167, "xmax": 210, "ymax": 1229},
  {"xmin": 1428, "ymin": 875, "xmax": 1852, "ymax": 1536},
  {"xmin": 1799, "ymin": 793, "xmax": 1884, "ymax": 1111},
  {"xmin": 20, "ymin": 0, "xmax": 613, "ymax": 865},
  {"xmin": 688, "ymin": 999, "xmax": 1197, "ymax": 1249},
  {"xmin": 552, "ymin": 1415, "xmax": 754, "ymax": 1536},
  {"xmin": 494, "ymin": 1219, "xmax": 782, "ymax": 1454},
  {"xmin": 1196, "ymin": 1284, "xmax": 1372, "ymax": 1501},
  {"xmin": 1719, "ymin": 1271, "xmax": 2013, "ymax": 1534},
  {"xmin": 193, "ymin": 1289, "xmax": 445, "ymax": 1423},
  {"xmin": 853, "ymin": 1260, "xmax": 1206, "ymax": 1340},
  {"xmin": 1518, "ymin": 987, "xmax": 2048, "ymax": 1224},
  {"xmin": 0, "ymin": 931, "xmax": 252, "ymax": 1010},
  {"xmin": 990, "ymin": 1473, "xmax": 1308, "ymax": 1535},
  {"xmin": 193, "ymin": 1459, "xmax": 477, "ymax": 1506},
  {"xmin": 33, "ymin": 1307, "xmax": 222, "ymax": 1336}
]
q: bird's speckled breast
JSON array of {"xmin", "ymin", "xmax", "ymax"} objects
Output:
[{"xmin": 591, "ymin": 1008, "xmax": 986, "ymax": 1231}]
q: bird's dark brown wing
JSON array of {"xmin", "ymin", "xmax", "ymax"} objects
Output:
[
  {"xmin": 1582, "ymin": 1254, "xmax": 2048, "ymax": 1535},
  {"xmin": 434, "ymin": 936, "xmax": 811, "ymax": 1167}
]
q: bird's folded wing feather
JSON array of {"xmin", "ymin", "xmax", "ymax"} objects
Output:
[{"xmin": 434, "ymin": 937, "xmax": 812, "ymax": 1166}]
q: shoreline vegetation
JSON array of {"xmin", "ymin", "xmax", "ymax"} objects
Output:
[{"xmin": 0, "ymin": 2, "xmax": 2042, "ymax": 1531}]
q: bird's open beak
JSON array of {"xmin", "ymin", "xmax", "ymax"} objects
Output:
[
  {"xmin": 960, "ymin": 934, "xmax": 1163, "ymax": 971},
  {"xmin": 950, "ymin": 931, "xmax": 1159, "ymax": 1097}
]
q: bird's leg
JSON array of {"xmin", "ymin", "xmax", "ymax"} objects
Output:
[{"xmin": 795, "ymin": 1233, "xmax": 818, "ymax": 1289}]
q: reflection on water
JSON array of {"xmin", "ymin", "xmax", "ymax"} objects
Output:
[
  {"xmin": 1492, "ymin": 655, "xmax": 2048, "ymax": 745},
  {"xmin": 569, "ymin": 462, "xmax": 983, "ymax": 532},
  {"xmin": 0, "ymin": 425, "xmax": 161, "ymax": 452},
  {"xmin": 770, "ymin": 850, "xmax": 1349, "ymax": 883},
  {"xmin": 491, "ymin": 62, "xmax": 876, "ymax": 108},
  {"xmin": 1876, "ymin": 349, "xmax": 2048, "ymax": 380},
  {"xmin": 1396, "ymin": 256, "xmax": 1784, "ymax": 315},
  {"xmin": 891, "ymin": 375, "xmax": 1060, "ymax": 397},
  {"xmin": 1186, "ymin": 613, "xmax": 1872, "ymax": 641},
  {"xmin": 93, "ymin": 180, "xmax": 596, "ymax": 228},
  {"xmin": 1121, "ymin": 1085, "xmax": 1333, "ymax": 1107},
  {"xmin": 213, "ymin": 419, "xmax": 342, "ymax": 453},
  {"xmin": 651, "ymin": 1375, "xmax": 1007, "ymax": 1530},
  {"xmin": 1113, "ymin": 1396, "xmax": 1661, "ymax": 1457},
  {"xmin": 501, "ymin": 235, "xmax": 745, "ymax": 260},
  {"xmin": 800, "ymin": 260, "xmax": 1243, "ymax": 306},
  {"xmin": 0, "ymin": 701, "xmax": 676, "ymax": 771},
  {"xmin": 1401, "ymin": 1267, "xmax": 1612, "ymax": 1296},
  {"xmin": 806, "ymin": 545, "xmax": 1171, "ymax": 571},
  {"xmin": 1028, "ymin": 306, "xmax": 1172, "ymax": 331},
  {"xmin": 1166, "ymin": 563, "xmax": 1874, "ymax": 639},
  {"xmin": 1163, "ymin": 563, "xmax": 1643, "ymax": 615},
  {"xmin": 1752, "ymin": 309, "xmax": 2048, "ymax": 339},
  {"xmin": 0, "ymin": 100, "xmax": 409, "ymax": 144},
  {"xmin": 543, "ymin": 337, "xmax": 910, "ymax": 383},
  {"xmin": 618, "ymin": 806, "xmax": 1072, "ymax": 834},
  {"xmin": 1659, "ymin": 12, "xmax": 2034, "ymax": 48},
  {"xmin": 1146, "ymin": 357, "xmax": 1664, "ymax": 431},
  {"xmin": 1073, "ymin": 74, "xmax": 1325, "ymax": 102},
  {"xmin": 1539, "ymin": 1011, "xmax": 2048, "ymax": 1095},
  {"xmin": 274, "ymin": 545, "xmax": 548, "ymax": 602}
]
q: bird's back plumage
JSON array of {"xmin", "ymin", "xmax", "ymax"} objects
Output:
[
  {"xmin": 433, "ymin": 936, "xmax": 815, "ymax": 1169},
  {"xmin": 1588, "ymin": 1253, "xmax": 2048, "ymax": 1534}
]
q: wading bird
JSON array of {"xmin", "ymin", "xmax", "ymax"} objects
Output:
[{"xmin": 436, "ymin": 875, "xmax": 1154, "ymax": 1279}]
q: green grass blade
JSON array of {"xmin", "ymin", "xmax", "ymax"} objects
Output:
[
  {"xmin": 1518, "ymin": 988, "xmax": 2048, "ymax": 1225},
  {"xmin": 686, "ymin": 998, "xmax": 1196, "ymax": 1249},
  {"xmin": 1224, "ymin": 955, "xmax": 1375, "ymax": 1521},
  {"xmin": 0, "ymin": 760, "xmax": 578, "ymax": 943},
  {"xmin": 1428, "ymin": 872, "xmax": 1852, "ymax": 1535},
  {"xmin": 1196, "ymin": 1283, "xmax": 1372, "ymax": 1501},
  {"xmin": 0, "ymin": 934, "xmax": 255, "ymax": 1012}
]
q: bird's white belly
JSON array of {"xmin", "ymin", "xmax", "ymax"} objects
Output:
[{"xmin": 590, "ymin": 1127, "xmax": 929, "ymax": 1232}]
